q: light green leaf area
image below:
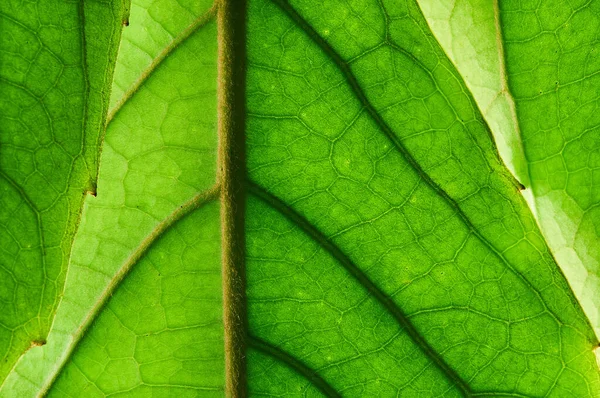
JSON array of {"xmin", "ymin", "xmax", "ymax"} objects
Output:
[
  {"xmin": 0, "ymin": 0, "xmax": 220, "ymax": 396},
  {"xmin": 418, "ymin": 0, "xmax": 600, "ymax": 335},
  {"xmin": 416, "ymin": 0, "xmax": 529, "ymax": 187},
  {"xmin": 2, "ymin": 0, "xmax": 600, "ymax": 397},
  {"xmin": 0, "ymin": 0, "xmax": 128, "ymax": 383}
]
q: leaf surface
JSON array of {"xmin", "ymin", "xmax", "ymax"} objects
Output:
[
  {"xmin": 418, "ymin": 0, "xmax": 600, "ymax": 336},
  {"xmin": 2, "ymin": 0, "xmax": 600, "ymax": 397},
  {"xmin": 0, "ymin": 0, "xmax": 128, "ymax": 383}
]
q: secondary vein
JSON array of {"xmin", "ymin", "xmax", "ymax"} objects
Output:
[
  {"xmin": 106, "ymin": 4, "xmax": 217, "ymax": 126},
  {"xmin": 248, "ymin": 181, "xmax": 472, "ymax": 396},
  {"xmin": 270, "ymin": 0, "xmax": 563, "ymax": 328},
  {"xmin": 38, "ymin": 184, "xmax": 221, "ymax": 397},
  {"xmin": 249, "ymin": 335, "xmax": 342, "ymax": 397}
]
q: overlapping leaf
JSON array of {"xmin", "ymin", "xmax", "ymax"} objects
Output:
[
  {"xmin": 1, "ymin": 0, "xmax": 599, "ymax": 397},
  {"xmin": 0, "ymin": 0, "xmax": 127, "ymax": 383},
  {"xmin": 419, "ymin": 0, "xmax": 600, "ymax": 336}
]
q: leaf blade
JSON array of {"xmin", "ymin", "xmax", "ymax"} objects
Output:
[
  {"xmin": 245, "ymin": 0, "xmax": 599, "ymax": 395},
  {"xmin": 418, "ymin": 0, "xmax": 600, "ymax": 338},
  {"xmin": 0, "ymin": 4, "xmax": 220, "ymax": 395},
  {"xmin": 3, "ymin": 0, "xmax": 600, "ymax": 396},
  {"xmin": 0, "ymin": 0, "xmax": 128, "ymax": 383}
]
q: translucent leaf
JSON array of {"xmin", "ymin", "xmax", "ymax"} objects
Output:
[{"xmin": 1, "ymin": 0, "xmax": 599, "ymax": 396}]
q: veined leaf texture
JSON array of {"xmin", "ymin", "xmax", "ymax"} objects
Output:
[{"xmin": 1, "ymin": 0, "xmax": 599, "ymax": 396}]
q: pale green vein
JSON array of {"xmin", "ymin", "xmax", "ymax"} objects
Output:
[
  {"xmin": 270, "ymin": 0, "xmax": 568, "ymax": 331},
  {"xmin": 249, "ymin": 335, "xmax": 341, "ymax": 397},
  {"xmin": 38, "ymin": 184, "xmax": 221, "ymax": 397},
  {"xmin": 106, "ymin": 4, "xmax": 217, "ymax": 126},
  {"xmin": 492, "ymin": 0, "xmax": 532, "ymax": 192},
  {"xmin": 248, "ymin": 181, "xmax": 472, "ymax": 396}
]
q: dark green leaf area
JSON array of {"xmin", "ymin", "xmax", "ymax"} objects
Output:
[
  {"xmin": 1, "ymin": 1, "xmax": 87, "ymax": 371},
  {"xmin": 245, "ymin": 0, "xmax": 600, "ymax": 396},
  {"xmin": 0, "ymin": 0, "xmax": 126, "ymax": 381}
]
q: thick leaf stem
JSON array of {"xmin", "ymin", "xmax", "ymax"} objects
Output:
[{"xmin": 217, "ymin": 0, "xmax": 248, "ymax": 395}]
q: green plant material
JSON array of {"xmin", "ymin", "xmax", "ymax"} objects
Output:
[
  {"xmin": 1, "ymin": 0, "xmax": 600, "ymax": 397},
  {"xmin": 419, "ymin": 0, "xmax": 600, "ymax": 336},
  {"xmin": 0, "ymin": 0, "xmax": 128, "ymax": 383}
]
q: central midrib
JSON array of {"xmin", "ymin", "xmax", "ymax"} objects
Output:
[
  {"xmin": 216, "ymin": 1, "xmax": 471, "ymax": 394},
  {"xmin": 223, "ymin": 0, "xmax": 472, "ymax": 392},
  {"xmin": 217, "ymin": 0, "xmax": 249, "ymax": 396}
]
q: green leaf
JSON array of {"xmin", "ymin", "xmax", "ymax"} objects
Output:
[
  {"xmin": 1, "ymin": 0, "xmax": 600, "ymax": 397},
  {"xmin": 419, "ymin": 0, "xmax": 600, "ymax": 335},
  {"xmin": 0, "ymin": 0, "xmax": 128, "ymax": 382}
]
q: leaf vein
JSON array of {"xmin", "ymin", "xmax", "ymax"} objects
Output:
[
  {"xmin": 270, "ymin": 0, "xmax": 564, "ymax": 329},
  {"xmin": 106, "ymin": 4, "xmax": 217, "ymax": 126},
  {"xmin": 38, "ymin": 184, "xmax": 221, "ymax": 396},
  {"xmin": 249, "ymin": 334, "xmax": 341, "ymax": 397},
  {"xmin": 248, "ymin": 181, "xmax": 472, "ymax": 396}
]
